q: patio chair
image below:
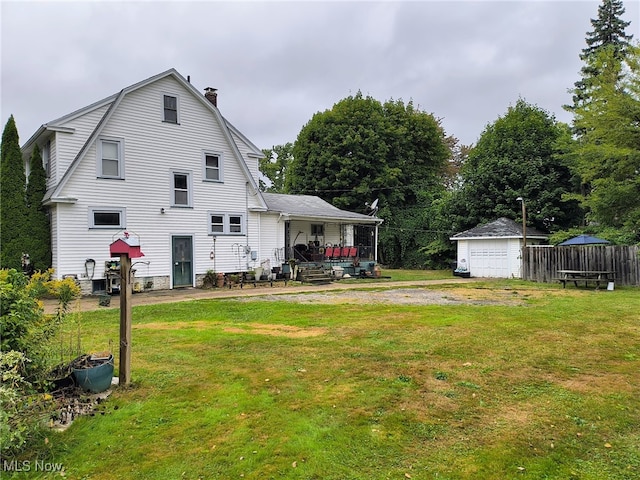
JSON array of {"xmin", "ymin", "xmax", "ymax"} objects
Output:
[{"xmin": 324, "ymin": 246, "xmax": 334, "ymax": 261}]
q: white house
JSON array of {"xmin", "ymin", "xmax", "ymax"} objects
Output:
[
  {"xmin": 21, "ymin": 69, "xmax": 382, "ymax": 293},
  {"xmin": 450, "ymin": 217, "xmax": 549, "ymax": 278}
]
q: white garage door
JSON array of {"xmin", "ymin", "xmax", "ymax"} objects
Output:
[{"xmin": 470, "ymin": 242, "xmax": 509, "ymax": 278}]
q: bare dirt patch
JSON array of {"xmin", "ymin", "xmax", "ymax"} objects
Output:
[
  {"xmin": 134, "ymin": 321, "xmax": 212, "ymax": 331},
  {"xmin": 554, "ymin": 372, "xmax": 636, "ymax": 395},
  {"xmin": 223, "ymin": 323, "xmax": 327, "ymax": 338},
  {"xmin": 134, "ymin": 321, "xmax": 326, "ymax": 338},
  {"xmin": 232, "ymin": 287, "xmax": 542, "ymax": 306}
]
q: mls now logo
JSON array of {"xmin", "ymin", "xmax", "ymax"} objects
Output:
[{"xmin": 3, "ymin": 460, "xmax": 64, "ymax": 472}]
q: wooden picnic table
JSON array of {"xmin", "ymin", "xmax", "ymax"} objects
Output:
[{"xmin": 556, "ymin": 270, "xmax": 614, "ymax": 289}]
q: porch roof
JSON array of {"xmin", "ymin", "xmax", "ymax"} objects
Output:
[{"xmin": 262, "ymin": 193, "xmax": 382, "ymax": 224}]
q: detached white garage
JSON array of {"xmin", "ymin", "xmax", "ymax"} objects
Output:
[{"xmin": 450, "ymin": 218, "xmax": 549, "ymax": 278}]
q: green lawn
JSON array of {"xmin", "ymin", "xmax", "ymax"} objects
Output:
[{"xmin": 13, "ymin": 280, "xmax": 640, "ymax": 479}]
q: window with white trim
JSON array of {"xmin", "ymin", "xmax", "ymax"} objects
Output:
[
  {"xmin": 89, "ymin": 207, "xmax": 126, "ymax": 229},
  {"xmin": 172, "ymin": 171, "xmax": 192, "ymax": 207},
  {"xmin": 163, "ymin": 94, "xmax": 179, "ymax": 124},
  {"xmin": 210, "ymin": 214, "xmax": 224, "ymax": 233},
  {"xmin": 229, "ymin": 215, "xmax": 243, "ymax": 233},
  {"xmin": 98, "ymin": 138, "xmax": 124, "ymax": 179},
  {"xmin": 203, "ymin": 153, "xmax": 222, "ymax": 182},
  {"xmin": 43, "ymin": 140, "xmax": 51, "ymax": 178},
  {"xmin": 208, "ymin": 212, "xmax": 245, "ymax": 235}
]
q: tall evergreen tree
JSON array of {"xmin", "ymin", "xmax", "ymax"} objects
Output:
[
  {"xmin": 0, "ymin": 115, "xmax": 27, "ymax": 270},
  {"xmin": 568, "ymin": 45, "xmax": 640, "ymax": 239},
  {"xmin": 569, "ymin": 0, "xmax": 633, "ymax": 111},
  {"xmin": 25, "ymin": 144, "xmax": 51, "ymax": 270}
]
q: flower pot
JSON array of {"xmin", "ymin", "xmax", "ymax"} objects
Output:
[
  {"xmin": 254, "ymin": 267, "xmax": 263, "ymax": 280},
  {"xmin": 72, "ymin": 354, "xmax": 114, "ymax": 393}
]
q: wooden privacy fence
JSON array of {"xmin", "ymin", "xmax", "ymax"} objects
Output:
[{"xmin": 522, "ymin": 245, "xmax": 640, "ymax": 286}]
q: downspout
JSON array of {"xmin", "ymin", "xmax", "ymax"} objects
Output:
[{"xmin": 245, "ymin": 182, "xmax": 250, "ymax": 269}]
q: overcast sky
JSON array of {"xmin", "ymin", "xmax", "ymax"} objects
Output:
[{"xmin": 2, "ymin": 0, "xmax": 639, "ymax": 150}]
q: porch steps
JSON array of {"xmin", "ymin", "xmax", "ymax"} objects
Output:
[{"xmin": 299, "ymin": 266, "xmax": 333, "ymax": 285}]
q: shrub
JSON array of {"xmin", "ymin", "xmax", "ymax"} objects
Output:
[{"xmin": 0, "ymin": 269, "xmax": 80, "ymax": 457}]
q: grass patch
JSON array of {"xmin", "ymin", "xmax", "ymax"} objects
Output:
[{"xmin": 10, "ymin": 282, "xmax": 640, "ymax": 479}]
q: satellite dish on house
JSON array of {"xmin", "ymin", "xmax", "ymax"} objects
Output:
[{"xmin": 366, "ymin": 198, "xmax": 379, "ymax": 215}]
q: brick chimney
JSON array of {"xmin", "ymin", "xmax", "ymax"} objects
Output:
[{"xmin": 204, "ymin": 87, "xmax": 218, "ymax": 107}]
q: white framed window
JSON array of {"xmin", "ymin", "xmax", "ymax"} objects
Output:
[
  {"xmin": 171, "ymin": 170, "xmax": 193, "ymax": 207},
  {"xmin": 209, "ymin": 214, "xmax": 224, "ymax": 234},
  {"xmin": 203, "ymin": 152, "xmax": 223, "ymax": 182},
  {"xmin": 163, "ymin": 94, "xmax": 179, "ymax": 124},
  {"xmin": 229, "ymin": 215, "xmax": 243, "ymax": 233},
  {"xmin": 97, "ymin": 137, "xmax": 124, "ymax": 179},
  {"xmin": 43, "ymin": 140, "xmax": 51, "ymax": 178},
  {"xmin": 208, "ymin": 212, "xmax": 245, "ymax": 235},
  {"xmin": 89, "ymin": 207, "xmax": 126, "ymax": 229}
]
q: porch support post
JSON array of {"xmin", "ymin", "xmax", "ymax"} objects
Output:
[{"xmin": 374, "ymin": 224, "xmax": 379, "ymax": 263}]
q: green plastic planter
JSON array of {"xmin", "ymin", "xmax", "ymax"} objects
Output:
[{"xmin": 72, "ymin": 355, "xmax": 115, "ymax": 393}]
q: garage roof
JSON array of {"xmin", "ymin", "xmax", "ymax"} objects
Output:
[{"xmin": 450, "ymin": 217, "xmax": 548, "ymax": 240}]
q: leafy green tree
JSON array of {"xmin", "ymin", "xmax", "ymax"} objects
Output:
[
  {"xmin": 288, "ymin": 92, "xmax": 450, "ymax": 267},
  {"xmin": 288, "ymin": 92, "xmax": 390, "ymax": 210},
  {"xmin": 1, "ymin": 116, "xmax": 27, "ymax": 270},
  {"xmin": 25, "ymin": 144, "xmax": 51, "ymax": 270},
  {"xmin": 568, "ymin": 44, "xmax": 640, "ymax": 238},
  {"xmin": 569, "ymin": 0, "xmax": 633, "ymax": 112},
  {"xmin": 452, "ymin": 99, "xmax": 581, "ymax": 233},
  {"xmin": 260, "ymin": 142, "xmax": 293, "ymax": 192}
]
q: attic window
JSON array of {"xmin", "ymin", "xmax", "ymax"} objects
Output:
[
  {"xmin": 98, "ymin": 138, "xmax": 124, "ymax": 179},
  {"xmin": 203, "ymin": 152, "xmax": 223, "ymax": 182},
  {"xmin": 163, "ymin": 95, "xmax": 178, "ymax": 124}
]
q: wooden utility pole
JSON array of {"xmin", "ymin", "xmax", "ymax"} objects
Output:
[
  {"xmin": 119, "ymin": 254, "xmax": 132, "ymax": 385},
  {"xmin": 110, "ymin": 231, "xmax": 143, "ymax": 387}
]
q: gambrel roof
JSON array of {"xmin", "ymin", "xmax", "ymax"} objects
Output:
[{"xmin": 27, "ymin": 68, "xmax": 266, "ymax": 210}]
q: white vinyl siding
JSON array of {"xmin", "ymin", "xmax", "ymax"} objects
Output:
[
  {"xmin": 228, "ymin": 128, "xmax": 262, "ymax": 185},
  {"xmin": 55, "ymin": 104, "xmax": 111, "ymax": 183},
  {"xmin": 49, "ymin": 74, "xmax": 260, "ymax": 280}
]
